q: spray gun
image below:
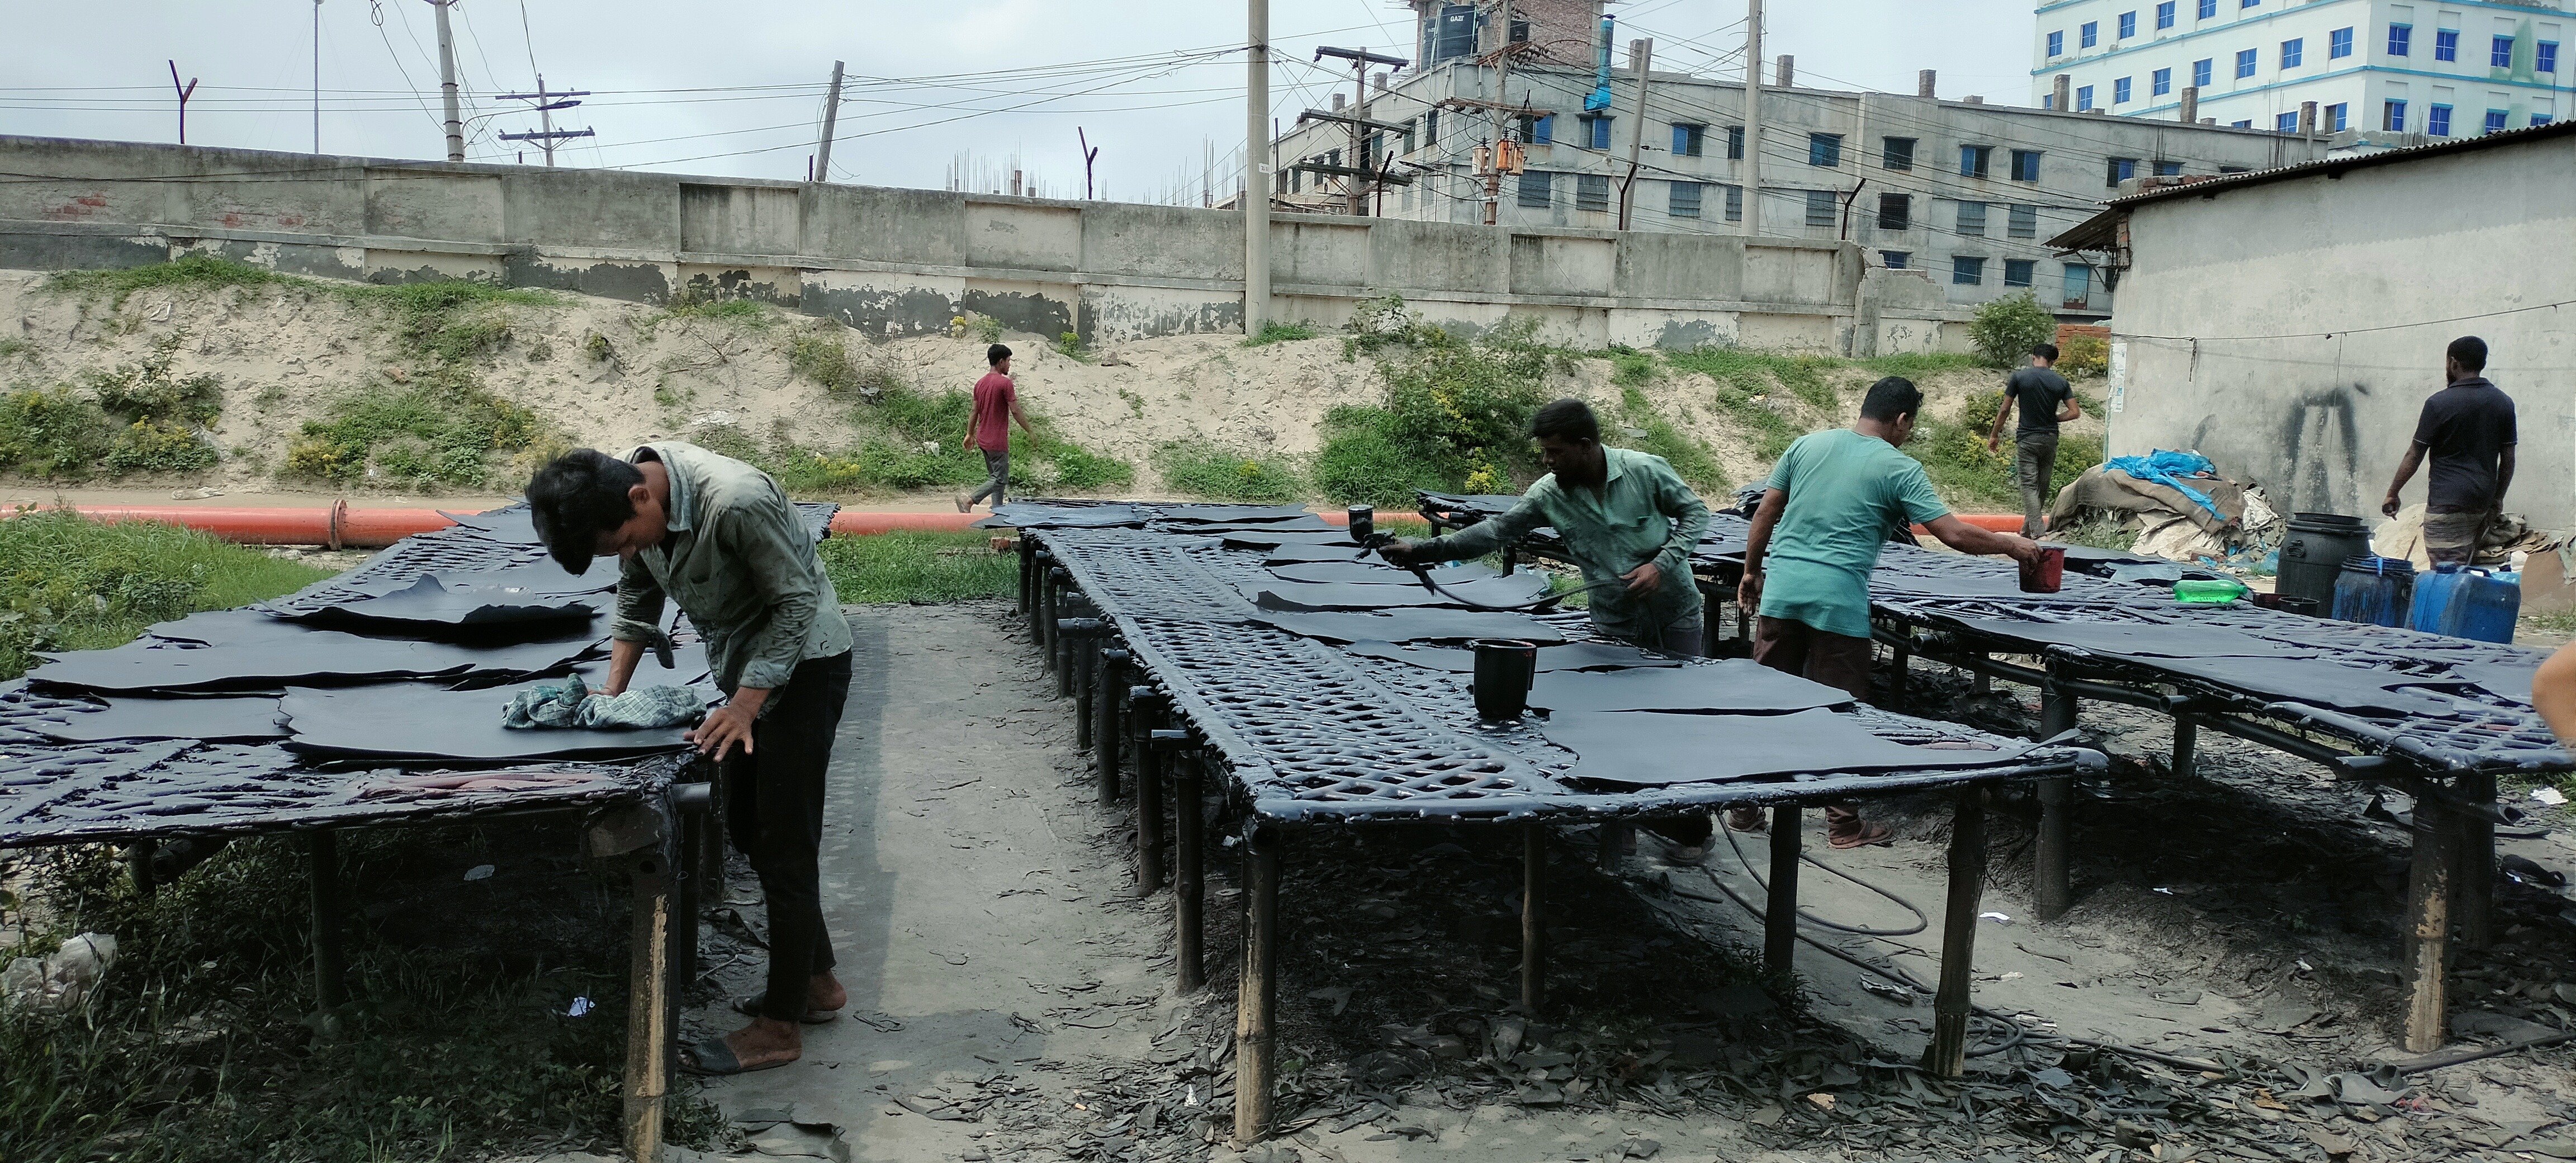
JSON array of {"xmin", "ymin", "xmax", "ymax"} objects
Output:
[{"xmin": 1345, "ymin": 504, "xmax": 1633, "ymax": 613}]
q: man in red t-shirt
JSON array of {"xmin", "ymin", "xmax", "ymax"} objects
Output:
[{"xmin": 958, "ymin": 343, "xmax": 1034, "ymax": 512}]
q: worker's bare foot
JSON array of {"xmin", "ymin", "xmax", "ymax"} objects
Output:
[
  {"xmin": 683, "ymin": 1016, "xmax": 802, "ymax": 1075},
  {"xmin": 1725, "ymin": 806, "xmax": 1767, "ymax": 833},
  {"xmin": 808, "ymin": 972, "xmax": 846, "ymax": 1013},
  {"xmin": 955, "ymin": 493, "xmax": 972, "ymax": 513},
  {"xmin": 1827, "ymin": 820, "xmax": 1894, "ymax": 849}
]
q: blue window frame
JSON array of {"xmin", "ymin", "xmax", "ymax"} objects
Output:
[
  {"xmin": 1807, "ymin": 132, "xmax": 1843, "ymax": 167},
  {"xmin": 2435, "ymin": 29, "xmax": 2457, "ymax": 62},
  {"xmin": 2081, "ymin": 21, "xmax": 2098, "ymax": 48},
  {"xmin": 2154, "ymin": 160, "xmax": 2182, "ymax": 176},
  {"xmin": 1584, "ymin": 115, "xmax": 1613, "ymax": 150},
  {"xmin": 2004, "ymin": 260, "xmax": 2036, "ymax": 288},
  {"xmin": 2492, "ymin": 36, "xmax": 2515, "ymax": 68},
  {"xmin": 2428, "ymin": 104, "xmax": 2453, "ymax": 135},
  {"xmin": 1672, "ymin": 123, "xmax": 1705, "ymax": 157},
  {"xmin": 2281, "ymin": 38, "xmax": 2303, "ymax": 68},
  {"xmin": 1804, "ymin": 189, "xmax": 1838, "ymax": 228},
  {"xmin": 2485, "ymin": 108, "xmax": 2509, "ymax": 133},
  {"xmin": 2152, "ymin": 67, "xmax": 2172, "ymax": 95},
  {"xmin": 2065, "ymin": 263, "xmax": 2094, "ymax": 305},
  {"xmin": 2327, "ymin": 102, "xmax": 2347, "ymax": 130},
  {"xmin": 2114, "ymin": 77, "xmax": 2132, "ymax": 103},
  {"xmin": 2241, "ymin": 0, "xmax": 2256, "ymax": 7},
  {"xmin": 1952, "ymin": 257, "xmax": 1985, "ymax": 285},
  {"xmin": 1960, "ymin": 144, "xmax": 1992, "ymax": 177},
  {"xmin": 2157, "ymin": 2, "xmax": 2176, "ymax": 30},
  {"xmin": 2011, "ymin": 149, "xmax": 2043, "ymax": 182},
  {"xmin": 2119, "ymin": 11, "xmax": 2137, "ymax": 39},
  {"xmin": 2541, "ymin": 42, "xmax": 2560, "ymax": 73},
  {"xmin": 2076, "ymin": 84, "xmax": 2095, "ymax": 110},
  {"xmin": 2193, "ymin": 58, "xmax": 2213, "ymax": 87},
  {"xmin": 2330, "ymin": 27, "xmax": 2354, "ymax": 58},
  {"xmin": 2236, "ymin": 49, "xmax": 2258, "ymax": 78},
  {"xmin": 2539, "ymin": 115, "xmax": 2558, "ymax": 126},
  {"xmin": 2197, "ymin": 0, "xmax": 2215, "ymax": 17},
  {"xmin": 1880, "ymin": 251, "xmax": 1910, "ymax": 270},
  {"xmin": 2047, "ymin": 30, "xmax": 2064, "ymax": 56},
  {"xmin": 2389, "ymin": 25, "xmax": 2412, "ymax": 56},
  {"xmin": 2383, "ymin": 99, "xmax": 2407, "ymax": 130},
  {"xmin": 2276, "ymin": 112, "xmax": 2298, "ymax": 131},
  {"xmin": 2106, "ymin": 157, "xmax": 2137, "ymax": 186},
  {"xmin": 2232, "ymin": 119, "xmax": 2253, "ymax": 127},
  {"xmin": 1668, "ymin": 181, "xmax": 1702, "ymax": 219},
  {"xmin": 1531, "ymin": 115, "xmax": 1554, "ymax": 143}
]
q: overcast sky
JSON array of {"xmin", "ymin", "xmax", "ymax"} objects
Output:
[{"xmin": 1, "ymin": 0, "xmax": 2033, "ymax": 201}]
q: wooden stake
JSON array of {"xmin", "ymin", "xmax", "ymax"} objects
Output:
[
  {"xmin": 1521, "ymin": 822, "xmax": 1546, "ymax": 1012},
  {"xmin": 1924, "ymin": 786, "xmax": 1988, "ymax": 1077},
  {"xmin": 2403, "ymin": 798, "xmax": 2458, "ymax": 1053},
  {"xmin": 1234, "ymin": 826, "xmax": 1281, "ymax": 1145},
  {"xmin": 307, "ymin": 830, "xmax": 346, "ymax": 1014},
  {"xmin": 1134, "ymin": 693, "xmax": 1164, "ymax": 894},
  {"xmin": 1174, "ymin": 751, "xmax": 1205, "ymax": 992},
  {"xmin": 1764, "ymin": 805, "xmax": 1801, "ymax": 980},
  {"xmin": 623, "ymin": 852, "xmax": 673, "ymax": 1162}
]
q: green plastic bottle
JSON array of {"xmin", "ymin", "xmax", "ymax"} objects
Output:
[{"xmin": 2174, "ymin": 579, "xmax": 2250, "ymax": 605}]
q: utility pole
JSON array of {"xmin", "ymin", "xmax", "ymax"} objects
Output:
[
  {"xmin": 1617, "ymin": 38, "xmax": 1653, "ymax": 230},
  {"xmin": 313, "ymin": 1, "xmax": 324, "ymax": 153},
  {"xmin": 1315, "ymin": 46, "xmax": 1409, "ymax": 215},
  {"xmin": 168, "ymin": 61, "xmax": 198, "ymax": 146},
  {"xmin": 1244, "ymin": 0, "xmax": 1273, "ymax": 334},
  {"xmin": 1741, "ymin": 0, "xmax": 1764, "ymax": 237},
  {"xmin": 498, "ymin": 77, "xmax": 594, "ymax": 166},
  {"xmin": 1488, "ymin": 0, "xmax": 1515, "ymax": 226},
  {"xmin": 814, "ymin": 60, "xmax": 845, "ymax": 182},
  {"xmin": 429, "ymin": 0, "xmax": 463, "ymax": 162}
]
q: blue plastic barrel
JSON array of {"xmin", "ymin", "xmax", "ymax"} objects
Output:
[
  {"xmin": 2332, "ymin": 555, "xmax": 2416, "ymax": 627},
  {"xmin": 2410, "ymin": 563, "xmax": 2521, "ymax": 642}
]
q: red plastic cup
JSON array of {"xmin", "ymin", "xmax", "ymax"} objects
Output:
[{"xmin": 2019, "ymin": 546, "xmax": 2066, "ymax": 593}]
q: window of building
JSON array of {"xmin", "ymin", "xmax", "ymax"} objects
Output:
[
  {"xmin": 2197, "ymin": 0, "xmax": 2215, "ymax": 17},
  {"xmin": 1327, "ymin": 148, "xmax": 1342, "ymax": 168},
  {"xmin": 2541, "ymin": 41, "xmax": 2560, "ymax": 73},
  {"xmin": 2281, "ymin": 37, "xmax": 2303, "ymax": 67},
  {"xmin": 2010, "ymin": 149, "xmax": 2043, "ymax": 182},
  {"xmin": 2153, "ymin": 67, "xmax": 2173, "ymax": 95},
  {"xmin": 1808, "ymin": 133, "xmax": 1843, "ymax": 166},
  {"xmin": 1583, "ymin": 115, "xmax": 1613, "ymax": 150},
  {"xmin": 2384, "ymin": 99, "xmax": 2407, "ymax": 130},
  {"xmin": 2106, "ymin": 157, "xmax": 2138, "ymax": 186},
  {"xmin": 1881, "ymin": 251, "xmax": 1911, "ymax": 270},
  {"xmin": 2005, "ymin": 260, "xmax": 2037, "ymax": 287},
  {"xmin": 1517, "ymin": 171, "xmax": 1552, "ymax": 208},
  {"xmin": 2236, "ymin": 49, "xmax": 2258, "ymax": 78},
  {"xmin": 2065, "ymin": 263, "xmax": 2095, "ymax": 306},
  {"xmin": 2327, "ymin": 102, "xmax": 2347, "ymax": 130},
  {"xmin": 1368, "ymin": 132, "xmax": 1384, "ymax": 162},
  {"xmin": 2081, "ymin": 21, "xmax": 2099, "ymax": 48},
  {"xmin": 2330, "ymin": 27, "xmax": 2354, "ymax": 58},
  {"xmin": 2076, "ymin": 84, "xmax": 2095, "ymax": 110},
  {"xmin": 2153, "ymin": 160, "xmax": 2182, "ymax": 176},
  {"xmin": 1961, "ymin": 144, "xmax": 1992, "ymax": 177},
  {"xmin": 1953, "ymin": 257, "xmax": 1986, "ymax": 285},
  {"xmin": 2047, "ymin": 30, "xmax": 2064, "ymax": 56},
  {"xmin": 2435, "ymin": 29, "xmax": 2457, "ymax": 61},
  {"xmin": 2389, "ymin": 23, "xmax": 2413, "ymax": 55},
  {"xmin": 2240, "ymin": 0, "xmax": 2257, "ymax": 8},
  {"xmin": 1722, "ymin": 183, "xmax": 1743, "ymax": 221},
  {"xmin": 1805, "ymin": 189, "xmax": 1838, "ymax": 228},
  {"xmin": 1883, "ymin": 136, "xmax": 1916, "ymax": 170},
  {"xmin": 2428, "ymin": 104, "xmax": 2454, "ymax": 135},
  {"xmin": 1726, "ymin": 126, "xmax": 1745, "ymax": 159},
  {"xmin": 1425, "ymin": 108, "xmax": 1439, "ymax": 144},
  {"xmin": 2232, "ymin": 119, "xmax": 2253, "ymax": 127},
  {"xmin": 2276, "ymin": 111, "xmax": 2299, "ymax": 131},
  {"xmin": 2538, "ymin": 114, "xmax": 2558, "ymax": 126},
  {"xmin": 1877, "ymin": 192, "xmax": 1911, "ymax": 230},
  {"xmin": 2219, "ymin": 164, "xmax": 2250, "ymax": 172},
  {"xmin": 2115, "ymin": 77, "xmax": 2133, "ymax": 103},
  {"xmin": 1519, "ymin": 115, "xmax": 1551, "ymax": 144},
  {"xmin": 2485, "ymin": 108, "xmax": 2509, "ymax": 133},
  {"xmin": 2193, "ymin": 58, "xmax": 2214, "ymax": 87},
  {"xmin": 1289, "ymin": 165, "xmax": 1301, "ymax": 193},
  {"xmin": 1673, "ymin": 122, "xmax": 1706, "ymax": 157},
  {"xmin": 2119, "ymin": 11, "xmax": 2137, "ymax": 39},
  {"xmin": 2492, "ymin": 35, "xmax": 2515, "ymax": 68},
  {"xmin": 1576, "ymin": 173, "xmax": 1611, "ymax": 212},
  {"xmin": 1957, "ymin": 201, "xmax": 1988, "ymax": 235},
  {"xmin": 1669, "ymin": 181, "xmax": 1702, "ymax": 218},
  {"xmin": 2157, "ymin": 2, "xmax": 2176, "ymax": 30},
  {"xmin": 2008, "ymin": 204, "xmax": 2038, "ymax": 237}
]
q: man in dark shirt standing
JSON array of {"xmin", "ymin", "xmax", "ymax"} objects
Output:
[
  {"xmin": 1985, "ymin": 343, "xmax": 2081, "ymax": 538},
  {"xmin": 2383, "ymin": 335, "xmax": 2517, "ymax": 566}
]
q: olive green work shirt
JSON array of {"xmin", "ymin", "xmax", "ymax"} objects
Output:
[
  {"xmin": 1426, "ymin": 448, "xmax": 1710, "ymax": 640},
  {"xmin": 612, "ymin": 441, "xmax": 853, "ymax": 694}
]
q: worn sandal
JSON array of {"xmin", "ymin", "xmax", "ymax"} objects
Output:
[
  {"xmin": 731, "ymin": 994, "xmax": 840, "ymax": 1024},
  {"xmin": 680, "ymin": 1034, "xmax": 794, "ymax": 1076}
]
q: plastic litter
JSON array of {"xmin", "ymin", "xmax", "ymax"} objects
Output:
[
  {"xmin": 2534, "ymin": 787, "xmax": 2568, "ymax": 806},
  {"xmin": 1, "ymin": 932, "xmax": 116, "ymax": 1016},
  {"xmin": 2101, "ymin": 450, "xmax": 2225, "ymax": 520},
  {"xmin": 502, "ymin": 677, "xmax": 705, "ymax": 731}
]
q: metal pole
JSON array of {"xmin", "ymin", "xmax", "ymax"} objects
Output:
[
  {"xmin": 1617, "ymin": 38, "xmax": 1653, "ymax": 229},
  {"xmin": 815, "ymin": 60, "xmax": 845, "ymax": 182},
  {"xmin": 1741, "ymin": 0, "xmax": 1763, "ymax": 237},
  {"xmin": 430, "ymin": 0, "xmax": 463, "ymax": 162},
  {"xmin": 1244, "ymin": 0, "xmax": 1273, "ymax": 332}
]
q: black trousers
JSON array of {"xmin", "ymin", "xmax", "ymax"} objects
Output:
[{"xmin": 721, "ymin": 650, "xmax": 853, "ymax": 1022}]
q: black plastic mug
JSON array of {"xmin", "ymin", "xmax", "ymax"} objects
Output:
[{"xmin": 1471, "ymin": 639, "xmax": 1538, "ymax": 720}]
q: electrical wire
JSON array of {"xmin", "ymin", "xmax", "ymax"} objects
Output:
[{"xmin": 1719, "ymin": 824, "xmax": 1929, "ymax": 937}]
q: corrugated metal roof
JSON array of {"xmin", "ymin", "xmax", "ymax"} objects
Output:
[{"xmin": 2101, "ymin": 118, "xmax": 2576, "ymax": 207}]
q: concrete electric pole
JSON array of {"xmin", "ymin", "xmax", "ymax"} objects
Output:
[
  {"xmin": 815, "ymin": 61, "xmax": 845, "ymax": 183},
  {"xmin": 1244, "ymin": 0, "xmax": 1272, "ymax": 334},
  {"xmin": 1617, "ymin": 38, "xmax": 1653, "ymax": 230},
  {"xmin": 313, "ymin": 0, "xmax": 324, "ymax": 153},
  {"xmin": 1741, "ymin": 0, "xmax": 1763, "ymax": 237},
  {"xmin": 498, "ymin": 77, "xmax": 595, "ymax": 166},
  {"xmin": 429, "ymin": 0, "xmax": 463, "ymax": 162}
]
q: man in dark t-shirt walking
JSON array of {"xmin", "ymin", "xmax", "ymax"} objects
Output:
[
  {"xmin": 957, "ymin": 343, "xmax": 1034, "ymax": 512},
  {"xmin": 1985, "ymin": 343, "xmax": 2081, "ymax": 537},
  {"xmin": 2383, "ymin": 335, "xmax": 2517, "ymax": 566}
]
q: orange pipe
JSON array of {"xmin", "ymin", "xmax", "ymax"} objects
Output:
[
  {"xmin": 1911, "ymin": 514, "xmax": 2026, "ymax": 536},
  {"xmin": 46, "ymin": 504, "xmax": 462, "ymax": 548}
]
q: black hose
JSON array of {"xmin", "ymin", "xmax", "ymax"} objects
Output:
[{"xmin": 1718, "ymin": 824, "xmax": 1930, "ymax": 937}]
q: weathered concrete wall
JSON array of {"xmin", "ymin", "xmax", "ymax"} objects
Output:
[
  {"xmin": 2109, "ymin": 133, "xmax": 2575, "ymax": 524},
  {"xmin": 0, "ymin": 135, "xmax": 1972, "ymax": 352}
]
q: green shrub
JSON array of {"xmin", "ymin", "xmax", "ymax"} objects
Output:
[
  {"xmin": 1243, "ymin": 322, "xmax": 1318, "ymax": 347},
  {"xmin": 1154, "ymin": 443, "xmax": 1304, "ymax": 503},
  {"xmin": 2057, "ymin": 332, "xmax": 2109, "ymax": 378},
  {"xmin": 45, "ymin": 252, "xmax": 295, "ymax": 306},
  {"xmin": 0, "ymin": 387, "xmax": 113, "ymax": 479},
  {"xmin": 285, "ymin": 370, "xmax": 548, "ymax": 489},
  {"xmin": 1054, "ymin": 331, "xmax": 1091, "ymax": 361},
  {"xmin": 1313, "ymin": 408, "xmax": 1450, "ymax": 508},
  {"xmin": 818, "ymin": 531, "xmax": 1017, "ymax": 604},
  {"xmin": 1968, "ymin": 291, "xmax": 2058, "ymax": 368}
]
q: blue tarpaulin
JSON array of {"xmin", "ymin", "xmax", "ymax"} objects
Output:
[{"xmin": 2102, "ymin": 450, "xmax": 2225, "ymax": 521}]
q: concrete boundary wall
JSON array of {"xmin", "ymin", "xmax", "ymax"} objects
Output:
[{"xmin": 0, "ymin": 136, "xmax": 1972, "ymax": 354}]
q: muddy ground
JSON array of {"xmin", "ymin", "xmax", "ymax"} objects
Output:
[{"xmin": 504, "ymin": 601, "xmax": 2576, "ymax": 1163}]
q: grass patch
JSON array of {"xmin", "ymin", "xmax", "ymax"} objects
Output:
[
  {"xmin": 819, "ymin": 531, "xmax": 1017, "ymax": 604},
  {"xmin": 1242, "ymin": 322, "xmax": 1318, "ymax": 347},
  {"xmin": 1614, "ymin": 385, "xmax": 1727, "ymax": 493},
  {"xmin": 1859, "ymin": 351, "xmax": 1982, "ymax": 380},
  {"xmin": 2045, "ymin": 516, "xmax": 2135, "ymax": 551},
  {"xmin": 283, "ymin": 366, "xmax": 551, "ymax": 490},
  {"xmin": 0, "ymin": 509, "xmax": 332, "ymax": 678},
  {"xmin": 0, "ymin": 335, "xmax": 226, "ymax": 481},
  {"xmin": 45, "ymin": 253, "xmax": 298, "ymax": 307},
  {"xmin": 785, "ymin": 333, "xmax": 900, "ymax": 399},
  {"xmin": 661, "ymin": 292, "xmax": 771, "ymax": 327},
  {"xmin": 1311, "ymin": 406, "xmax": 1452, "ymax": 508},
  {"xmin": 1154, "ymin": 443, "xmax": 1304, "ymax": 503},
  {"xmin": 48, "ymin": 256, "xmax": 555, "ymax": 367},
  {"xmin": 700, "ymin": 382, "xmax": 1130, "ymax": 499},
  {"xmin": 2523, "ymin": 609, "xmax": 2576, "ymax": 635},
  {"xmin": 1906, "ymin": 389, "xmax": 2100, "ymax": 510}
]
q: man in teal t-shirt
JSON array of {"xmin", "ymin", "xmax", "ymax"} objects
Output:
[{"xmin": 1733, "ymin": 377, "xmax": 2040, "ymax": 848}]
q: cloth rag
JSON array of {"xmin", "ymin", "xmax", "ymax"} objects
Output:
[
  {"xmin": 2100, "ymin": 450, "xmax": 2224, "ymax": 520},
  {"xmin": 503, "ymin": 677, "xmax": 705, "ymax": 730}
]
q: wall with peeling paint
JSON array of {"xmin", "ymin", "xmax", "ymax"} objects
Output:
[
  {"xmin": 0, "ymin": 135, "xmax": 1974, "ymax": 355},
  {"xmin": 2108, "ymin": 131, "xmax": 2574, "ymax": 522}
]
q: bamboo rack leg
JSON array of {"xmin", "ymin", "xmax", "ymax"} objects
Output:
[
  {"xmin": 1233, "ymin": 826, "xmax": 1282, "ymax": 1145},
  {"xmin": 2403, "ymin": 797, "xmax": 2460, "ymax": 1054},
  {"xmin": 1521, "ymin": 823, "xmax": 1546, "ymax": 1013},
  {"xmin": 1924, "ymin": 786, "xmax": 1989, "ymax": 1079},
  {"xmin": 1133, "ymin": 692, "xmax": 1164, "ymax": 895},
  {"xmin": 307, "ymin": 830, "xmax": 347, "ymax": 1015},
  {"xmin": 1173, "ymin": 751, "xmax": 1205, "ymax": 992},
  {"xmin": 1764, "ymin": 805, "xmax": 1801, "ymax": 981},
  {"xmin": 622, "ymin": 850, "xmax": 674, "ymax": 1162}
]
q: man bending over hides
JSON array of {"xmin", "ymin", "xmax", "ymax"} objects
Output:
[
  {"xmin": 1731, "ymin": 376, "xmax": 2043, "ymax": 848},
  {"xmin": 1380, "ymin": 398, "xmax": 1718, "ymax": 857},
  {"xmin": 530, "ymin": 442, "xmax": 854, "ymax": 1076}
]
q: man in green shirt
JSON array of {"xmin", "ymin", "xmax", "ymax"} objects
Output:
[
  {"xmin": 1732, "ymin": 377, "xmax": 2040, "ymax": 847},
  {"xmin": 1383, "ymin": 399, "xmax": 1716, "ymax": 855},
  {"xmin": 531, "ymin": 442, "xmax": 855, "ymax": 1075}
]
